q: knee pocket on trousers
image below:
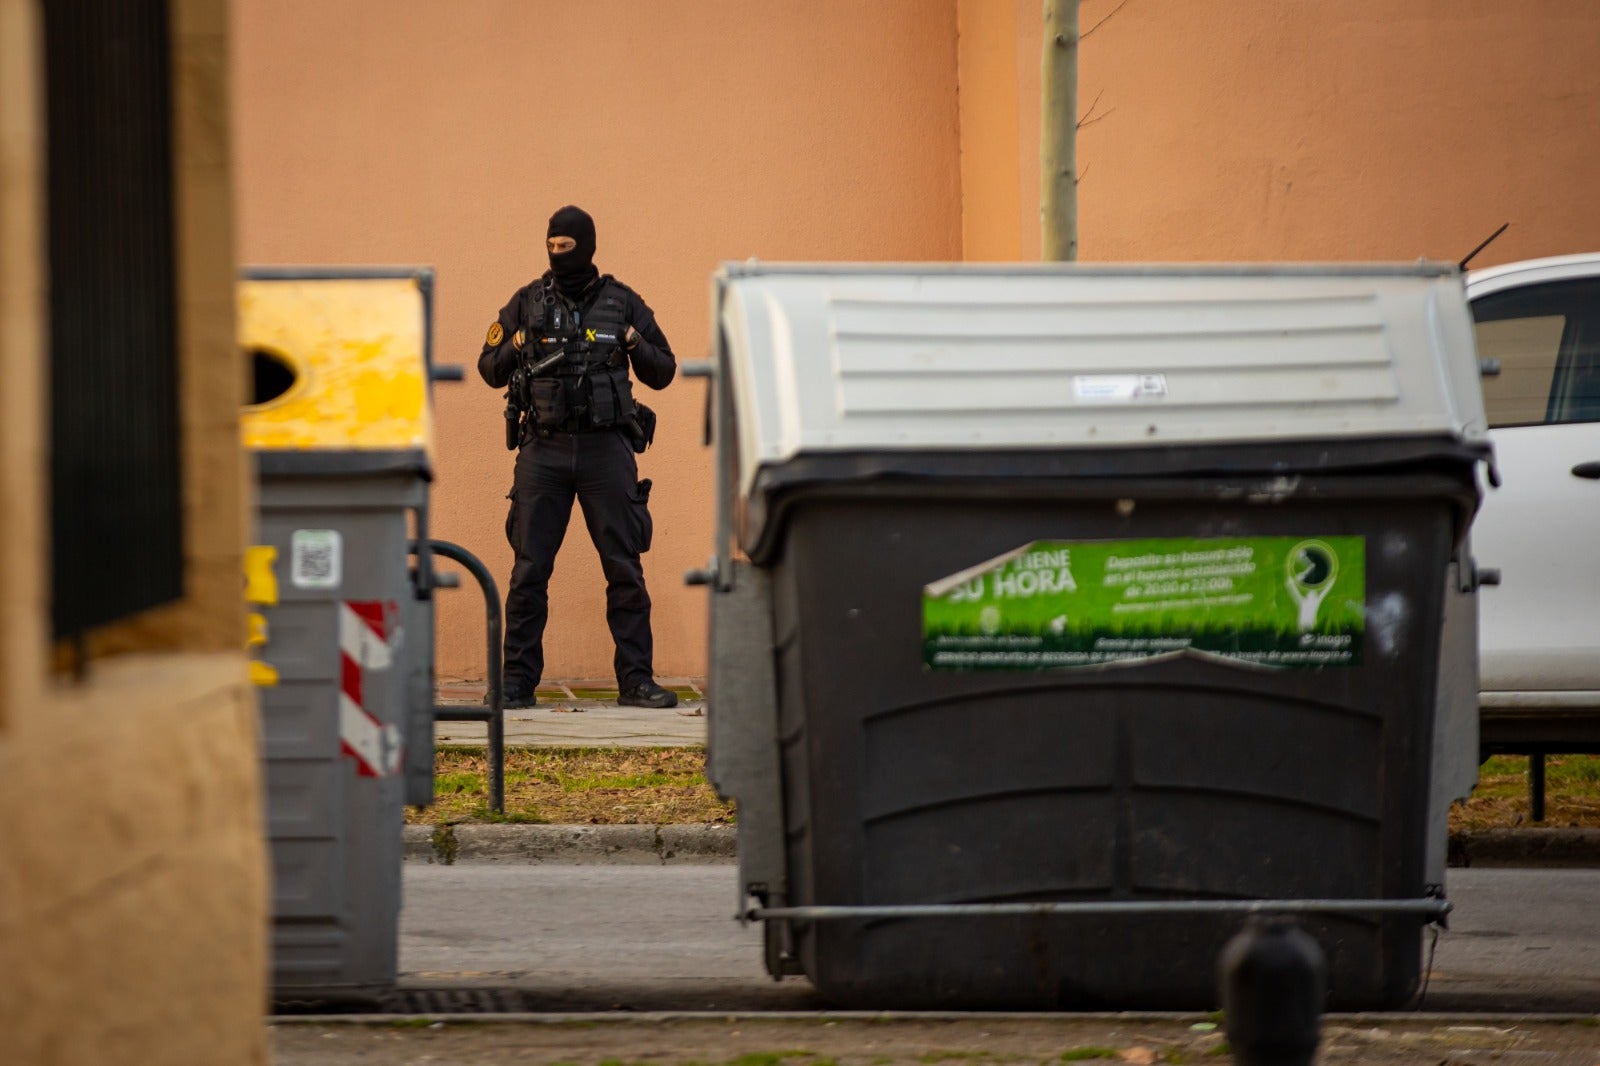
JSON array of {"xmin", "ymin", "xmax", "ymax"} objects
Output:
[{"xmin": 630, "ymin": 478, "xmax": 653, "ymax": 554}]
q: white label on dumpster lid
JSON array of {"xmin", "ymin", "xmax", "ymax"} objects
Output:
[
  {"xmin": 1074, "ymin": 373, "xmax": 1167, "ymax": 402},
  {"xmin": 291, "ymin": 529, "xmax": 343, "ymax": 589}
]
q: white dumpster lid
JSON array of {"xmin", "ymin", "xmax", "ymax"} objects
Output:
[{"xmin": 715, "ymin": 262, "xmax": 1487, "ymax": 500}]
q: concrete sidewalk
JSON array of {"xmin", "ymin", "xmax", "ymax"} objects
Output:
[{"xmin": 434, "ymin": 680, "xmax": 706, "ymax": 748}]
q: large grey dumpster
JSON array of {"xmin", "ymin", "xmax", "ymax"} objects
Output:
[
  {"xmin": 242, "ymin": 267, "xmax": 442, "ymax": 1000},
  {"xmin": 702, "ymin": 263, "xmax": 1492, "ymax": 1010}
]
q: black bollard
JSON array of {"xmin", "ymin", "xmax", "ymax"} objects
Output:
[{"xmin": 1217, "ymin": 917, "xmax": 1327, "ymax": 1066}]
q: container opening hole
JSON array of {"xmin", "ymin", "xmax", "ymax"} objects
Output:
[{"xmin": 249, "ymin": 347, "xmax": 297, "ymax": 405}]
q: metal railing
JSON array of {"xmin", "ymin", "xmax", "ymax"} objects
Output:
[
  {"xmin": 410, "ymin": 537, "xmax": 505, "ymax": 813},
  {"xmin": 750, "ymin": 897, "xmax": 1451, "ymax": 923}
]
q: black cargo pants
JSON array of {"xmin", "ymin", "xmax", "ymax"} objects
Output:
[{"xmin": 503, "ymin": 428, "xmax": 655, "ymax": 690}]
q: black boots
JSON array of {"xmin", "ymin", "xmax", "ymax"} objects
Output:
[
  {"xmin": 618, "ymin": 680, "xmax": 678, "ymax": 708},
  {"xmin": 490, "ymin": 679, "xmax": 677, "ymax": 709},
  {"xmin": 491, "ymin": 682, "xmax": 537, "ymax": 710}
]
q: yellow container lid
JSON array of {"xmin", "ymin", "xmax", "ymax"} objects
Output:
[{"xmin": 239, "ymin": 273, "xmax": 434, "ymax": 464}]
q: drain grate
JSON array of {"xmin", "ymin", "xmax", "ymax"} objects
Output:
[
  {"xmin": 385, "ymin": 987, "xmax": 542, "ymax": 1014},
  {"xmin": 273, "ymin": 987, "xmax": 542, "ymax": 1016},
  {"xmin": 271, "ymin": 982, "xmax": 796, "ymax": 1016}
]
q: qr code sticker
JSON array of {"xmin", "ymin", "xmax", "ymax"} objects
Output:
[{"xmin": 291, "ymin": 529, "xmax": 342, "ymax": 589}]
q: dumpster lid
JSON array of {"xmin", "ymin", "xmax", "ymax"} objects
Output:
[
  {"xmin": 240, "ymin": 271, "xmax": 435, "ymax": 472},
  {"xmin": 715, "ymin": 262, "xmax": 1488, "ymax": 502}
]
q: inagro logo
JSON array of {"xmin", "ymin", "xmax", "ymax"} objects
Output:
[{"xmin": 1285, "ymin": 540, "xmax": 1339, "ymax": 631}]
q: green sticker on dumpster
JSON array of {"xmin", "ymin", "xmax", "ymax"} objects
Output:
[{"xmin": 922, "ymin": 536, "xmax": 1364, "ymax": 670}]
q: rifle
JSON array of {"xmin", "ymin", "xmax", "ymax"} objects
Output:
[{"xmin": 503, "ymin": 347, "xmax": 571, "ymax": 450}]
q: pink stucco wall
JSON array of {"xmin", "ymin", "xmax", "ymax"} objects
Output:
[
  {"xmin": 233, "ymin": 0, "xmax": 963, "ymax": 680},
  {"xmin": 237, "ymin": 0, "xmax": 1600, "ymax": 680}
]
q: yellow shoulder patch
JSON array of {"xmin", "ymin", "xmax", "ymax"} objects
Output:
[{"xmin": 486, "ymin": 322, "xmax": 505, "ymax": 346}]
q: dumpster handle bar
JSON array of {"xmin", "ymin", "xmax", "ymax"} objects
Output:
[{"xmin": 749, "ymin": 898, "xmax": 1450, "ymax": 922}]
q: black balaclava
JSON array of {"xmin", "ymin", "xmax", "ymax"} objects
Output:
[{"xmin": 547, "ymin": 205, "xmax": 598, "ymax": 298}]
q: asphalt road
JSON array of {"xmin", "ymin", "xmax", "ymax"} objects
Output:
[
  {"xmin": 401, "ymin": 864, "xmax": 811, "ymax": 1011},
  {"xmin": 398, "ymin": 864, "xmax": 1600, "ymax": 1013}
]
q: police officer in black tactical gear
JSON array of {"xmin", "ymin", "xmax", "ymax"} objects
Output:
[{"xmin": 478, "ymin": 205, "xmax": 678, "ymax": 709}]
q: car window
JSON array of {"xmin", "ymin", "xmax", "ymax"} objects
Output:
[
  {"xmin": 1474, "ymin": 315, "xmax": 1565, "ymax": 427},
  {"xmin": 1472, "ymin": 278, "xmax": 1600, "ymax": 428}
]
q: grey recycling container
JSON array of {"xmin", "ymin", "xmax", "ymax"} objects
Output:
[
  {"xmin": 242, "ymin": 267, "xmax": 440, "ymax": 1001},
  {"xmin": 703, "ymin": 262, "xmax": 1491, "ymax": 1010}
]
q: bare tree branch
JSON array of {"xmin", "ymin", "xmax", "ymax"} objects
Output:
[
  {"xmin": 1075, "ymin": 87, "xmax": 1108, "ymax": 129},
  {"xmin": 1076, "ymin": 106, "xmax": 1114, "ymax": 130},
  {"xmin": 1080, "ymin": 0, "xmax": 1132, "ymax": 40}
]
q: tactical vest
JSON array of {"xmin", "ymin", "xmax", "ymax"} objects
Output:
[{"xmin": 519, "ymin": 276, "xmax": 635, "ymax": 435}]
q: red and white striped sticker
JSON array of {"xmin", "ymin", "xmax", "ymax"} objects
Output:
[{"xmin": 340, "ymin": 600, "xmax": 402, "ymax": 778}]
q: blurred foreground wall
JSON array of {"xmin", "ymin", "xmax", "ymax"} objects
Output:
[{"xmin": 0, "ymin": 0, "xmax": 268, "ymax": 1061}]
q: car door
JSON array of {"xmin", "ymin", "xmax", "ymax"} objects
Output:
[{"xmin": 1469, "ymin": 266, "xmax": 1600, "ymax": 741}]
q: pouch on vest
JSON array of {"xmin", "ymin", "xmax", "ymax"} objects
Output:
[
  {"xmin": 529, "ymin": 377, "xmax": 569, "ymax": 431},
  {"xmin": 589, "ymin": 372, "xmax": 632, "ymax": 428}
]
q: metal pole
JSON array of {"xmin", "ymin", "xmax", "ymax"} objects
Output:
[{"xmin": 1530, "ymin": 752, "xmax": 1547, "ymax": 823}]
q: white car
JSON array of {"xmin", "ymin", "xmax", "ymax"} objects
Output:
[{"xmin": 1467, "ymin": 253, "xmax": 1600, "ymax": 757}]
